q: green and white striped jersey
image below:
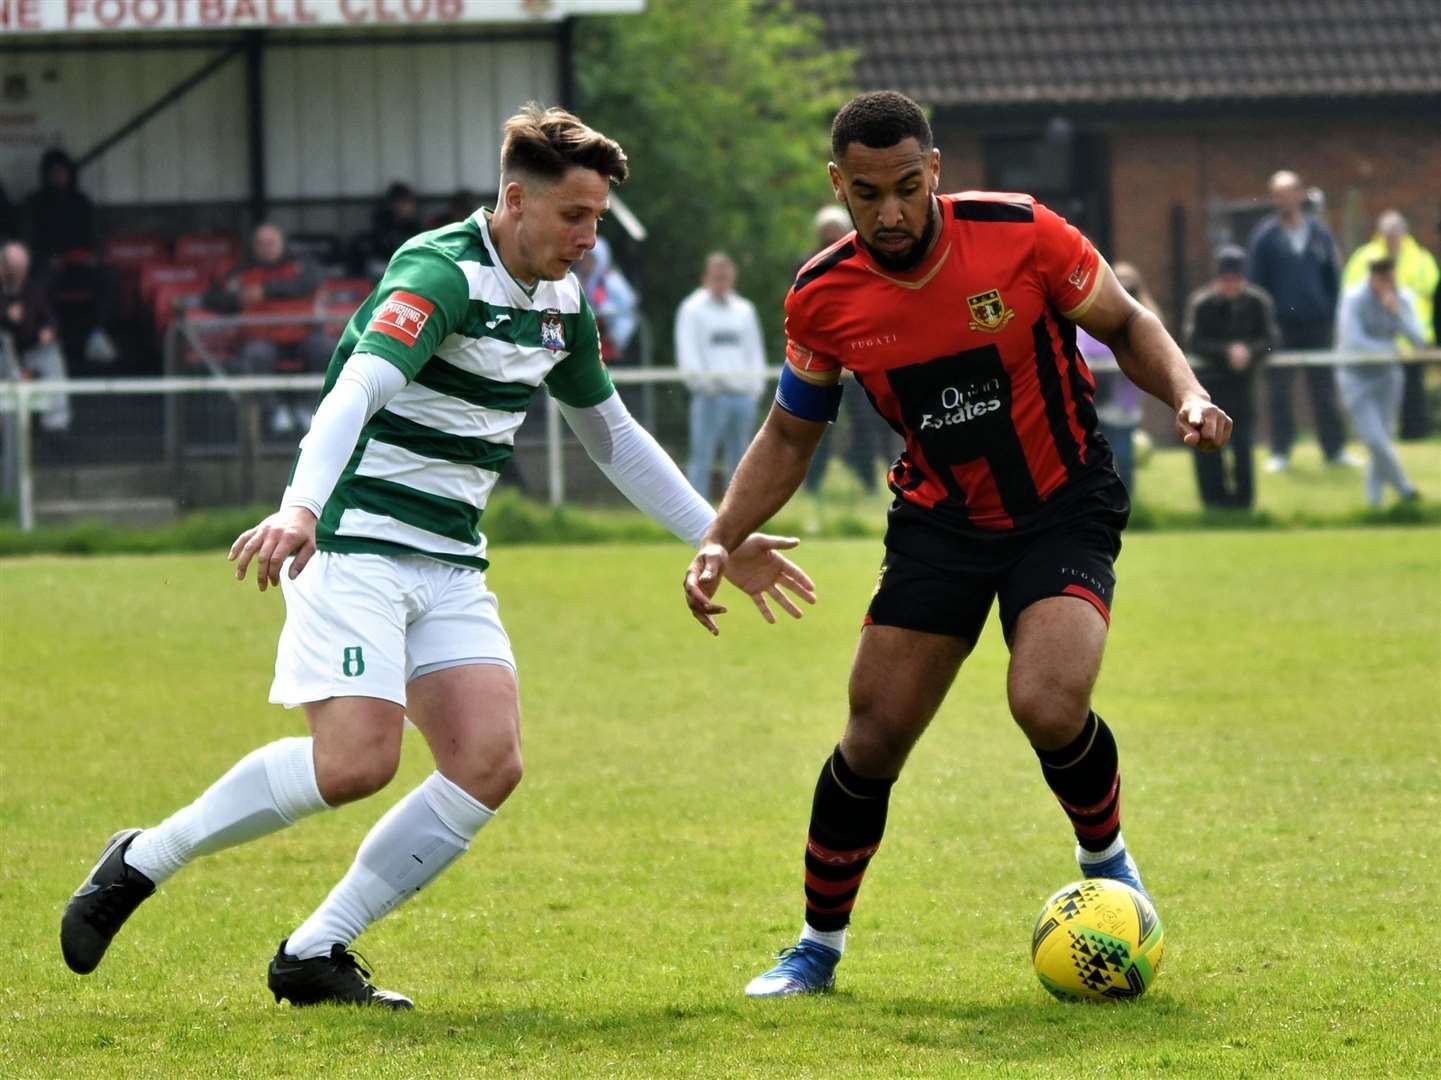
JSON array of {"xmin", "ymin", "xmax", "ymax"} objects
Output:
[{"xmin": 304, "ymin": 210, "xmax": 614, "ymax": 570}]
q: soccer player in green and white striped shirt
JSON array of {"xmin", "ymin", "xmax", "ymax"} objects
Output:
[{"xmin": 61, "ymin": 106, "xmax": 815, "ymax": 1009}]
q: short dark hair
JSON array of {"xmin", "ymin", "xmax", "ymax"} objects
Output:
[
  {"xmin": 831, "ymin": 91, "xmax": 933, "ymax": 159},
  {"xmin": 501, "ymin": 103, "xmax": 628, "ymax": 186}
]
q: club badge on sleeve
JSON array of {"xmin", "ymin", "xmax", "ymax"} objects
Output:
[{"xmin": 540, "ymin": 309, "xmax": 567, "ymax": 352}]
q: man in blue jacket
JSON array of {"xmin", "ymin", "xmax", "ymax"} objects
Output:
[{"xmin": 1246, "ymin": 171, "xmax": 1355, "ymax": 472}]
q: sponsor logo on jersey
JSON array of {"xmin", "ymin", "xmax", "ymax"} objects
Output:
[
  {"xmin": 1059, "ymin": 566, "xmax": 1108, "ymax": 593},
  {"xmin": 918, "ymin": 379, "xmax": 1004, "ymax": 431},
  {"xmin": 848, "ymin": 333, "xmax": 898, "ymax": 351},
  {"xmin": 540, "ymin": 309, "xmax": 566, "ymax": 351},
  {"xmin": 369, "ymin": 291, "xmax": 435, "ymax": 347},
  {"xmin": 1067, "ymin": 261, "xmax": 1093, "ymax": 291},
  {"xmin": 967, "ymin": 289, "xmax": 1015, "ymax": 334},
  {"xmin": 485, "ymin": 313, "xmax": 511, "ymax": 330}
]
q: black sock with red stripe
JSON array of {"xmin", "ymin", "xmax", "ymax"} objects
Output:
[
  {"xmin": 803, "ymin": 746, "xmax": 896, "ymax": 933},
  {"xmin": 1035, "ymin": 711, "xmax": 1121, "ymax": 852}
]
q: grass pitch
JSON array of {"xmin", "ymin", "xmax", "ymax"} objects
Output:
[{"xmin": 2, "ymin": 528, "xmax": 1438, "ymax": 1077}]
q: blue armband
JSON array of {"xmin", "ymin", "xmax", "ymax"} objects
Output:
[{"xmin": 776, "ymin": 365, "xmax": 843, "ymax": 423}]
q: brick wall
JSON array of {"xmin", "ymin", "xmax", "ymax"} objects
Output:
[
  {"xmin": 931, "ymin": 114, "xmax": 1437, "ymax": 331},
  {"xmin": 1111, "ymin": 115, "xmax": 1441, "ymax": 328}
]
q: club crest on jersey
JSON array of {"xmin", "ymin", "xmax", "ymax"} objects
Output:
[
  {"xmin": 369, "ymin": 290, "xmax": 434, "ymax": 347},
  {"xmin": 540, "ymin": 309, "xmax": 566, "ymax": 352},
  {"xmin": 967, "ymin": 289, "xmax": 1015, "ymax": 334}
]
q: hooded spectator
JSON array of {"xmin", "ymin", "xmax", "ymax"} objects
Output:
[
  {"xmin": 427, "ymin": 188, "xmax": 480, "ymax": 230},
  {"xmin": 22, "ymin": 148, "xmax": 97, "ymax": 268},
  {"xmin": 360, "ymin": 182, "xmax": 422, "ymax": 279},
  {"xmin": 0, "ymin": 181, "xmax": 16, "ymax": 240}
]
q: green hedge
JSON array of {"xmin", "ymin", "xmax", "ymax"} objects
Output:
[{"xmin": 0, "ymin": 487, "xmax": 1436, "ymax": 558}]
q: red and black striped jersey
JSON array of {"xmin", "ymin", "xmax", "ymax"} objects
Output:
[{"xmin": 785, "ymin": 192, "xmax": 1110, "ymax": 532}]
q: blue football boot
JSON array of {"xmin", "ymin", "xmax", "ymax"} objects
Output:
[
  {"xmin": 1079, "ymin": 842, "xmax": 1151, "ymax": 903},
  {"xmin": 744, "ymin": 941, "xmax": 841, "ymax": 998}
]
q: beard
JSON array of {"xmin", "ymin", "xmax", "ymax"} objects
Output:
[{"xmin": 852, "ymin": 195, "xmax": 939, "ymax": 272}]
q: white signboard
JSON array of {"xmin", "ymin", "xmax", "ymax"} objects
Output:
[{"xmin": 0, "ymin": 0, "xmax": 643, "ymax": 34}]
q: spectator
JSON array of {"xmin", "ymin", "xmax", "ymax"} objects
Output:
[
  {"xmin": 803, "ymin": 204, "xmax": 897, "ymax": 496},
  {"xmin": 0, "ymin": 181, "xmax": 16, "ymax": 239},
  {"xmin": 204, "ymin": 223, "xmax": 328, "ymax": 435},
  {"xmin": 360, "ymin": 181, "xmax": 422, "ymax": 279},
  {"xmin": 1076, "ymin": 261, "xmax": 1155, "ymax": 496},
  {"xmin": 0, "ymin": 239, "xmax": 71, "ymax": 434},
  {"xmin": 1342, "ymin": 210, "xmax": 1438, "ymax": 439},
  {"xmin": 426, "ymin": 188, "xmax": 480, "ymax": 230},
  {"xmin": 21, "ymin": 148, "xmax": 97, "ymax": 270},
  {"xmin": 1435, "ymin": 213, "xmax": 1441, "ymax": 348},
  {"xmin": 1335, "ymin": 257, "xmax": 1424, "ymax": 507},
  {"xmin": 577, "ymin": 235, "xmax": 639, "ymax": 363},
  {"xmin": 1182, "ymin": 245, "xmax": 1281, "ymax": 510},
  {"xmin": 1246, "ymin": 169, "xmax": 1355, "ymax": 471},
  {"xmin": 676, "ymin": 251, "xmax": 766, "ymax": 497}
]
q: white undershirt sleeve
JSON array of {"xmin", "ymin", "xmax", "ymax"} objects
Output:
[
  {"xmin": 281, "ymin": 352, "xmax": 408, "ymax": 517},
  {"xmin": 558, "ymin": 391, "xmax": 717, "ymax": 546}
]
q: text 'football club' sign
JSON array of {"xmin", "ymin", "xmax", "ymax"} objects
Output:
[{"xmin": 0, "ymin": 0, "xmax": 644, "ymax": 35}]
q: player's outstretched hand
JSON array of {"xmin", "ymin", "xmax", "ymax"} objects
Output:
[
  {"xmin": 1176, "ymin": 395, "xmax": 1232, "ymax": 452},
  {"xmin": 229, "ymin": 506, "xmax": 318, "ymax": 592},
  {"xmin": 684, "ymin": 534, "xmax": 817, "ymax": 636}
]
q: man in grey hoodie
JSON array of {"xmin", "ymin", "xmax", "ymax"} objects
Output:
[{"xmin": 1335, "ymin": 256, "xmax": 1425, "ymax": 507}]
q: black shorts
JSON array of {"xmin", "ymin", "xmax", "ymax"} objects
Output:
[{"xmin": 865, "ymin": 473, "xmax": 1130, "ymax": 646}]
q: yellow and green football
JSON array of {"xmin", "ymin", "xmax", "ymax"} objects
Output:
[{"xmin": 1031, "ymin": 879, "xmax": 1164, "ymax": 1002}]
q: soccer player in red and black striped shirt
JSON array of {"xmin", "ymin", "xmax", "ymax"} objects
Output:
[{"xmin": 683, "ymin": 91, "xmax": 1231, "ymax": 997}]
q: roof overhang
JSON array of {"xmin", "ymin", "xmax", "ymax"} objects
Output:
[{"xmin": 1, "ymin": 0, "xmax": 644, "ymax": 36}]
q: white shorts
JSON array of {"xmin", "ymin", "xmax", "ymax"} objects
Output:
[{"xmin": 269, "ymin": 551, "xmax": 515, "ymax": 708}]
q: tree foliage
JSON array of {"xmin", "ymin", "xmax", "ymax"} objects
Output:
[{"xmin": 575, "ymin": 0, "xmax": 854, "ymax": 357}]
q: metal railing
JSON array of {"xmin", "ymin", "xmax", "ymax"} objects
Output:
[{"xmin": 2, "ymin": 347, "xmax": 1437, "ymax": 532}]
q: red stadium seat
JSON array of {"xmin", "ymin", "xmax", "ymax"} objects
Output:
[
  {"xmin": 176, "ymin": 306, "xmax": 241, "ymax": 365},
  {"xmin": 104, "ymin": 235, "xmax": 168, "ymax": 267},
  {"xmin": 246, "ymin": 297, "xmax": 320, "ymax": 349},
  {"xmin": 139, "ymin": 260, "xmax": 205, "ymax": 305},
  {"xmin": 152, "ymin": 279, "xmax": 211, "ymax": 334},
  {"xmin": 174, "ymin": 232, "xmax": 242, "ymax": 278},
  {"xmin": 102, "ymin": 236, "xmax": 170, "ymax": 318},
  {"xmin": 316, "ymin": 276, "xmax": 373, "ymax": 337},
  {"xmin": 317, "ymin": 276, "xmax": 374, "ymax": 307}
]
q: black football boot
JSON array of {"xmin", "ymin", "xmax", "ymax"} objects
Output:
[
  {"xmin": 267, "ymin": 940, "xmax": 414, "ymax": 1009},
  {"xmin": 61, "ymin": 828, "xmax": 157, "ymax": 975}
]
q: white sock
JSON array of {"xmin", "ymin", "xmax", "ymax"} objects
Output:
[
  {"xmin": 1077, "ymin": 831, "xmax": 1127, "ymax": 865},
  {"xmin": 124, "ymin": 737, "xmax": 330, "ymax": 885},
  {"xmin": 800, "ymin": 923, "xmax": 846, "ymax": 955},
  {"xmin": 285, "ymin": 771, "xmax": 495, "ymax": 960}
]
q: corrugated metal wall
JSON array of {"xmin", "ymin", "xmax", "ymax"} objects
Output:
[
  {"xmin": 0, "ymin": 37, "xmax": 559, "ymax": 208},
  {"xmin": 264, "ymin": 40, "xmax": 558, "ymax": 200},
  {"xmin": 1, "ymin": 47, "xmax": 248, "ymax": 203}
]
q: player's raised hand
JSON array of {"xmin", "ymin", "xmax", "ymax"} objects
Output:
[
  {"xmin": 726, "ymin": 533, "xmax": 816, "ymax": 625},
  {"xmin": 229, "ymin": 506, "xmax": 318, "ymax": 592},
  {"xmin": 1176, "ymin": 395, "xmax": 1232, "ymax": 452},
  {"xmin": 685, "ymin": 534, "xmax": 817, "ymax": 635}
]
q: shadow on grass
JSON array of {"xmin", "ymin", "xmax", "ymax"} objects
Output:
[{"xmin": 211, "ymin": 989, "xmax": 1206, "ymax": 1067}]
